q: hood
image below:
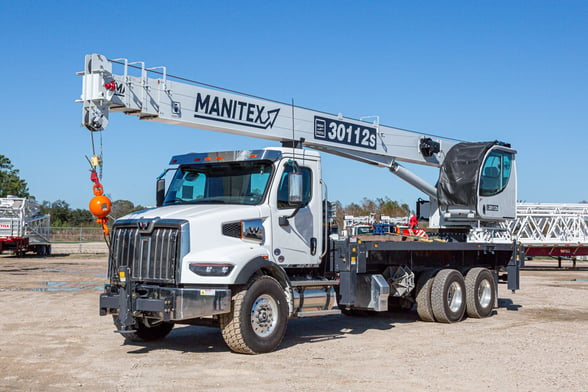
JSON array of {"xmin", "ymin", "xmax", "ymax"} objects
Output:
[{"xmin": 120, "ymin": 204, "xmax": 263, "ymax": 223}]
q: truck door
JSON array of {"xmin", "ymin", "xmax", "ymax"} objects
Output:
[
  {"xmin": 477, "ymin": 147, "xmax": 517, "ymax": 220},
  {"xmin": 269, "ymin": 159, "xmax": 322, "ymax": 267}
]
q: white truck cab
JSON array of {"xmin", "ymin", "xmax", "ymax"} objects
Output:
[{"xmin": 120, "ymin": 147, "xmax": 324, "ymax": 286}]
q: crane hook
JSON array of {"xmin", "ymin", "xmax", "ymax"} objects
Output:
[{"xmin": 88, "ymin": 168, "xmax": 112, "ymax": 237}]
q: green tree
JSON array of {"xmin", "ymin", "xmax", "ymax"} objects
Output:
[
  {"xmin": 338, "ymin": 197, "xmax": 412, "ymax": 226},
  {"xmin": 110, "ymin": 199, "xmax": 145, "ymax": 220},
  {"xmin": 345, "ymin": 202, "xmax": 366, "ymax": 217},
  {"xmin": 361, "ymin": 197, "xmax": 378, "ymax": 214},
  {"xmin": 0, "ymin": 154, "xmax": 30, "ymax": 197},
  {"xmin": 46, "ymin": 199, "xmax": 72, "ymax": 227},
  {"xmin": 377, "ymin": 197, "xmax": 411, "ymax": 217},
  {"xmin": 69, "ymin": 208, "xmax": 94, "ymax": 226}
]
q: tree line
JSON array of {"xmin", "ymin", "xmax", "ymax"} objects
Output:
[
  {"xmin": 40, "ymin": 199, "xmax": 145, "ymax": 227},
  {"xmin": 331, "ymin": 197, "xmax": 411, "ymax": 228}
]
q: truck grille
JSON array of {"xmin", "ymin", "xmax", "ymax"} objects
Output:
[{"xmin": 109, "ymin": 220, "xmax": 186, "ymax": 284}]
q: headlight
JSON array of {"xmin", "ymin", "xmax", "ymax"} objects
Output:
[{"xmin": 189, "ymin": 263, "xmax": 234, "ymax": 276}]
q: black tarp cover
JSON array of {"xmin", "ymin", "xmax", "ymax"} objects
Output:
[{"xmin": 437, "ymin": 142, "xmax": 497, "ymax": 208}]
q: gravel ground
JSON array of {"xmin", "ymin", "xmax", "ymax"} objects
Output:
[{"xmin": 0, "ymin": 253, "xmax": 586, "ymax": 392}]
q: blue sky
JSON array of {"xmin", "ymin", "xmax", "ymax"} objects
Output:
[{"xmin": 1, "ymin": 1, "xmax": 586, "ymax": 209}]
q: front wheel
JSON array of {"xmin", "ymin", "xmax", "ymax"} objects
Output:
[{"xmin": 220, "ymin": 276, "xmax": 288, "ymax": 354}]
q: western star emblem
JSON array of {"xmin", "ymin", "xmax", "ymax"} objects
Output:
[{"xmin": 137, "ymin": 221, "xmax": 150, "ymax": 231}]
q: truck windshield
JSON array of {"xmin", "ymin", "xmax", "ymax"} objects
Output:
[{"xmin": 163, "ymin": 161, "xmax": 273, "ymax": 206}]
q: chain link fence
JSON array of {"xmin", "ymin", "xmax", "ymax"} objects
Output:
[
  {"xmin": 50, "ymin": 227, "xmax": 106, "ymax": 242},
  {"xmin": 49, "ymin": 227, "xmax": 108, "ymax": 254}
]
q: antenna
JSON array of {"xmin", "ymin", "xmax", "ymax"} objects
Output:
[{"xmin": 291, "ymin": 98, "xmax": 296, "ymax": 159}]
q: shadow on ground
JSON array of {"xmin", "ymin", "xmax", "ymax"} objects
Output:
[
  {"xmin": 498, "ymin": 298, "xmax": 522, "ymax": 311},
  {"xmin": 122, "ymin": 310, "xmax": 418, "ymax": 355}
]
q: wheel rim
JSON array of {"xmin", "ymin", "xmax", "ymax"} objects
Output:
[
  {"xmin": 250, "ymin": 294, "xmax": 278, "ymax": 337},
  {"xmin": 447, "ymin": 281, "xmax": 463, "ymax": 313},
  {"xmin": 477, "ymin": 279, "xmax": 493, "ymax": 308}
]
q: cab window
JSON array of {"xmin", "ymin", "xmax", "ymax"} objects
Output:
[{"xmin": 479, "ymin": 150, "xmax": 512, "ymax": 196}]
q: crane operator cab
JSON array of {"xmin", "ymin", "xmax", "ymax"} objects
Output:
[{"xmin": 436, "ymin": 141, "xmax": 517, "ymax": 226}]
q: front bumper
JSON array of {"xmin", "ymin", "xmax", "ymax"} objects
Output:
[{"xmin": 100, "ymin": 283, "xmax": 231, "ymax": 324}]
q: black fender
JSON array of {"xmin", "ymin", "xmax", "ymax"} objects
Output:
[{"xmin": 234, "ymin": 257, "xmax": 290, "ymax": 289}]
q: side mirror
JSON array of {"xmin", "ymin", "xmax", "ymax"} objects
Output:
[
  {"xmin": 156, "ymin": 178, "xmax": 166, "ymax": 207},
  {"xmin": 279, "ymin": 172, "xmax": 304, "ymax": 227},
  {"xmin": 288, "ymin": 172, "xmax": 304, "ymax": 207}
]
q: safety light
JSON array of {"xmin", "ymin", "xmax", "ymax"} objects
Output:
[
  {"xmin": 189, "ymin": 263, "xmax": 234, "ymax": 277},
  {"xmin": 104, "ymin": 81, "xmax": 116, "ymax": 91}
]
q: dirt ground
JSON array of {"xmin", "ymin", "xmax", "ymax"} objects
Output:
[{"xmin": 0, "ymin": 253, "xmax": 587, "ymax": 392}]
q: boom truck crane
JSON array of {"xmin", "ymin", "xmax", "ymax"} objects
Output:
[{"xmin": 80, "ymin": 54, "xmax": 521, "ymax": 354}]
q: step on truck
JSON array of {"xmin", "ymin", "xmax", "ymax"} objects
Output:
[
  {"xmin": 0, "ymin": 197, "xmax": 51, "ymax": 256},
  {"xmin": 79, "ymin": 54, "xmax": 521, "ymax": 354}
]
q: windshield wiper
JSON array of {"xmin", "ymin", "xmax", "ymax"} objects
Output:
[{"xmin": 190, "ymin": 199, "xmax": 226, "ymax": 204}]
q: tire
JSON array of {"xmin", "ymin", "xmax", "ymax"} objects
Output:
[
  {"xmin": 431, "ymin": 269, "xmax": 466, "ymax": 323},
  {"xmin": 415, "ymin": 269, "xmax": 436, "ymax": 322},
  {"xmin": 113, "ymin": 316, "xmax": 174, "ymax": 342},
  {"xmin": 35, "ymin": 246, "xmax": 50, "ymax": 257},
  {"xmin": 220, "ymin": 276, "xmax": 288, "ymax": 354},
  {"xmin": 465, "ymin": 268, "xmax": 495, "ymax": 318}
]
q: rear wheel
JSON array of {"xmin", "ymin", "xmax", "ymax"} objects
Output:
[
  {"xmin": 415, "ymin": 269, "xmax": 436, "ymax": 322},
  {"xmin": 220, "ymin": 276, "xmax": 288, "ymax": 354},
  {"xmin": 431, "ymin": 269, "xmax": 466, "ymax": 323},
  {"xmin": 465, "ymin": 268, "xmax": 495, "ymax": 318}
]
